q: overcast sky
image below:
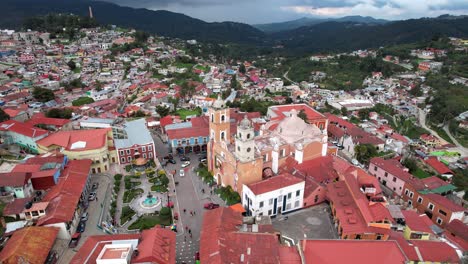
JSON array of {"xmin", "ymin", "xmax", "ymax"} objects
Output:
[{"xmin": 99, "ymin": 0, "xmax": 468, "ymax": 24}]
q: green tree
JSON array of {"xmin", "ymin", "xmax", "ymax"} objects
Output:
[
  {"xmin": 354, "ymin": 144, "xmax": 378, "ymax": 164},
  {"xmin": 46, "ymin": 108, "xmax": 73, "ymax": 119},
  {"xmin": 230, "ymin": 75, "xmax": 238, "ymax": 89},
  {"xmin": 156, "ymin": 105, "xmax": 170, "ymax": 117},
  {"xmin": 67, "ymin": 60, "xmax": 76, "ymax": 70},
  {"xmin": 285, "ymin": 97, "xmax": 293, "ymax": 104},
  {"xmin": 72, "ymin": 97, "xmax": 94, "ymax": 106},
  {"xmin": 239, "ymin": 64, "xmax": 246, "ymax": 74},
  {"xmin": 402, "ymin": 157, "xmax": 418, "ymax": 173},
  {"xmin": 0, "ymin": 108, "xmax": 10, "ymax": 122},
  {"xmin": 134, "ymin": 31, "xmax": 150, "ymax": 43},
  {"xmin": 358, "ymin": 109, "xmax": 370, "ymax": 120},
  {"xmin": 298, "ymin": 109, "xmax": 309, "ymax": 123},
  {"xmin": 341, "ymin": 106, "xmax": 348, "ymax": 116},
  {"xmin": 32, "ymin": 87, "xmax": 55, "ymax": 102}
]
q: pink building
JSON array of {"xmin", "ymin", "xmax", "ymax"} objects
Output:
[
  {"xmin": 369, "ymin": 157, "xmax": 411, "ymax": 196},
  {"xmin": 114, "ymin": 119, "xmax": 156, "ymax": 165}
]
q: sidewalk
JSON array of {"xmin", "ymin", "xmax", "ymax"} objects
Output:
[{"xmin": 191, "ymin": 170, "xmax": 226, "ymax": 206}]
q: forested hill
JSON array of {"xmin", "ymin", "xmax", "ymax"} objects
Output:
[
  {"xmin": 0, "ymin": 0, "xmax": 265, "ymax": 44},
  {"xmin": 271, "ymin": 18, "xmax": 468, "ymax": 54}
]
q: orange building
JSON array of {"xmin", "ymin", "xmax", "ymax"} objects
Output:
[{"xmin": 208, "ymin": 98, "xmax": 328, "ymax": 194}]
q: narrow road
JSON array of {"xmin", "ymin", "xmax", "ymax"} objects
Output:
[
  {"xmin": 418, "ymin": 108, "xmax": 446, "ymax": 143},
  {"xmin": 283, "ymin": 69, "xmax": 297, "ymax": 85},
  {"xmin": 443, "ymin": 125, "xmax": 468, "ymax": 157}
]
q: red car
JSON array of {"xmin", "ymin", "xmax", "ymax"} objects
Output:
[
  {"xmin": 69, "ymin": 233, "xmax": 81, "ymax": 248},
  {"xmin": 204, "ymin": 203, "xmax": 220, "ymax": 210}
]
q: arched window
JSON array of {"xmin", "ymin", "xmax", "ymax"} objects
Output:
[
  {"xmin": 247, "ymin": 133, "xmax": 251, "ymax": 139},
  {"xmin": 221, "ymin": 132, "xmax": 225, "ymax": 140},
  {"xmin": 221, "ymin": 115, "xmax": 225, "ymax": 122}
]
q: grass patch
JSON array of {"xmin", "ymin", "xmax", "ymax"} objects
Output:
[
  {"xmin": 413, "ymin": 168, "xmax": 431, "ymax": 179},
  {"xmin": 128, "ymin": 208, "xmax": 172, "ymax": 230},
  {"xmin": 151, "ymin": 185, "xmax": 168, "ymax": 192},
  {"xmin": 195, "ymin": 64, "xmax": 210, "ymax": 72},
  {"xmin": 120, "ymin": 206, "xmax": 136, "ymax": 224},
  {"xmin": 175, "ymin": 108, "xmax": 201, "ymax": 119},
  {"xmin": 174, "ymin": 62, "xmax": 194, "ymax": 69},
  {"xmin": 72, "ymin": 97, "xmax": 94, "ymax": 106},
  {"xmin": 123, "ymin": 188, "xmax": 144, "ymax": 203}
]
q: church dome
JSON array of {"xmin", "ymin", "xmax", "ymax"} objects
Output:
[
  {"xmin": 275, "ymin": 109, "xmax": 321, "ymax": 144},
  {"xmin": 239, "ymin": 115, "xmax": 251, "ymax": 129},
  {"xmin": 212, "ymin": 94, "xmax": 225, "ymax": 109}
]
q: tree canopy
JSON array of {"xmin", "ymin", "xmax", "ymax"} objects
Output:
[
  {"xmin": 0, "ymin": 108, "xmax": 10, "ymax": 122},
  {"xmin": 32, "ymin": 87, "xmax": 55, "ymax": 102}
]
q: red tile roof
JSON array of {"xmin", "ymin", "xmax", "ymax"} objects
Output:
[
  {"xmin": 3, "ymin": 108, "xmax": 24, "ymax": 117},
  {"xmin": 411, "ymin": 240, "xmax": 460, "ymax": 263},
  {"xmin": 269, "ymin": 104, "xmax": 325, "ymax": 122},
  {"xmin": 37, "ymin": 128, "xmax": 110, "ymax": 151},
  {"xmin": 370, "ymin": 157, "xmax": 425, "ymax": 190},
  {"xmin": 247, "ymin": 173, "xmax": 304, "ymax": 195},
  {"xmin": 131, "ymin": 227, "xmax": 176, "ymax": 264},
  {"xmin": 424, "ymin": 157, "xmax": 454, "ymax": 175},
  {"xmin": 0, "ymin": 172, "xmax": 32, "ymax": 187},
  {"xmin": 325, "ymin": 113, "xmax": 384, "ymax": 145},
  {"xmin": 293, "ymin": 156, "xmax": 341, "ymax": 183},
  {"xmin": 401, "ymin": 210, "xmax": 434, "ymax": 234},
  {"xmin": 301, "ymin": 240, "xmax": 407, "ymax": 264},
  {"xmin": 26, "ymin": 114, "xmax": 71, "ymax": 127},
  {"xmin": 3, "ymin": 197, "xmax": 32, "ymax": 216},
  {"xmin": 424, "ymin": 193, "xmax": 465, "ymax": 212},
  {"xmin": 421, "ymin": 176, "xmax": 451, "ymax": 191},
  {"xmin": 166, "ymin": 116, "xmax": 209, "ymax": 140},
  {"xmin": 0, "ymin": 226, "xmax": 59, "ymax": 264},
  {"xmin": 445, "ymin": 220, "xmax": 468, "ymax": 251},
  {"xmin": 37, "ymin": 159, "xmax": 92, "ymax": 225},
  {"xmin": 0, "ymin": 120, "xmax": 48, "ymax": 138}
]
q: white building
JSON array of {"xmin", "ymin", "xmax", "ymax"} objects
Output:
[{"xmin": 242, "ymin": 173, "xmax": 305, "ymax": 217}]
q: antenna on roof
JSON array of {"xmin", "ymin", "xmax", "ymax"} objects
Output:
[{"xmin": 89, "ymin": 6, "xmax": 94, "ymax": 19}]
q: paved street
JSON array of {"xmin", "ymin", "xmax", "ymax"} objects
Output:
[
  {"xmin": 58, "ymin": 173, "xmax": 113, "ymax": 263},
  {"xmin": 152, "ymin": 131, "xmax": 224, "ymax": 263}
]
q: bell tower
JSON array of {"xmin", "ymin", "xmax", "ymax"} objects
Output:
[
  {"xmin": 208, "ymin": 95, "xmax": 230, "ymax": 143},
  {"xmin": 235, "ymin": 115, "xmax": 255, "ymax": 162}
]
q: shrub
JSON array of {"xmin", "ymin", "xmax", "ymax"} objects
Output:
[
  {"xmin": 160, "ymin": 207, "xmax": 171, "ymax": 216},
  {"xmin": 158, "ymin": 170, "xmax": 166, "ymax": 176},
  {"xmin": 125, "ymin": 165, "xmax": 132, "ymax": 172},
  {"xmin": 135, "ymin": 171, "xmax": 141, "ymax": 177},
  {"xmin": 114, "ymin": 174, "xmax": 123, "ymax": 181},
  {"xmin": 120, "ymin": 206, "xmax": 136, "ymax": 224}
]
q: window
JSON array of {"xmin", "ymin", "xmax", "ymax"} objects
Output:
[
  {"xmin": 120, "ymin": 150, "xmax": 124, "ymax": 155},
  {"xmin": 392, "ymin": 176, "xmax": 397, "ymax": 182},
  {"xmin": 374, "ymin": 166, "xmax": 377, "ymax": 171},
  {"xmin": 376, "ymin": 235, "xmax": 382, "ymax": 240},
  {"xmin": 221, "ymin": 115, "xmax": 225, "ymax": 122},
  {"xmin": 408, "ymin": 200, "xmax": 412, "ymax": 206},
  {"xmin": 281, "ymin": 149, "xmax": 286, "ymax": 157},
  {"xmin": 221, "ymin": 132, "xmax": 225, "ymax": 140},
  {"xmin": 286, "ymin": 203, "xmax": 291, "ymax": 210},
  {"xmin": 428, "ymin": 203, "xmax": 434, "ymax": 211},
  {"xmin": 121, "ymin": 157, "xmax": 125, "ymax": 163},
  {"xmin": 211, "ymin": 114, "xmax": 214, "ymax": 122},
  {"xmin": 245, "ymin": 194, "xmax": 248, "ymax": 201},
  {"xmin": 268, "ymin": 209, "xmax": 272, "ymax": 215},
  {"xmin": 259, "ymin": 201, "xmax": 264, "ymax": 208},
  {"xmin": 294, "ymin": 200, "xmax": 300, "ymax": 208},
  {"xmin": 296, "ymin": 190, "xmax": 300, "ymax": 197},
  {"xmin": 143, "ymin": 153, "xmax": 147, "ymax": 158},
  {"xmin": 247, "ymin": 133, "xmax": 251, "ymax": 139},
  {"xmin": 438, "ymin": 209, "xmax": 447, "ymax": 216},
  {"xmin": 148, "ymin": 145, "xmax": 152, "ymax": 151},
  {"xmin": 436, "ymin": 217, "xmax": 443, "ymax": 225},
  {"xmin": 237, "ymin": 146, "xmax": 240, "ymax": 151},
  {"xmin": 194, "ymin": 138, "xmax": 198, "ymax": 144},
  {"xmin": 149, "ymin": 152, "xmax": 153, "ymax": 158},
  {"xmin": 287, "ymin": 193, "xmax": 292, "ymax": 199},
  {"xmin": 417, "ymin": 197, "xmax": 423, "ymax": 204},
  {"xmin": 126, "ymin": 149, "xmax": 131, "ymax": 155},
  {"xmin": 263, "ymin": 154, "xmax": 268, "ymax": 162},
  {"xmin": 269, "ymin": 199, "xmax": 273, "ymax": 205},
  {"xmin": 384, "ymin": 172, "xmax": 388, "ymax": 177},
  {"xmin": 409, "ymin": 192, "xmax": 414, "ymax": 198},
  {"xmin": 279, "ymin": 196, "xmax": 283, "ymax": 202},
  {"xmin": 127, "ymin": 157, "xmax": 131, "ymax": 162},
  {"xmin": 142, "ymin": 146, "xmax": 146, "ymax": 152},
  {"xmin": 247, "ymin": 147, "xmax": 251, "ymax": 152},
  {"xmin": 410, "ymin": 233, "xmax": 423, "ymax": 239}
]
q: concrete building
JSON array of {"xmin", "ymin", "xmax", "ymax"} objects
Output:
[
  {"xmin": 242, "ymin": 173, "xmax": 305, "ymax": 217},
  {"xmin": 114, "ymin": 119, "xmax": 156, "ymax": 165}
]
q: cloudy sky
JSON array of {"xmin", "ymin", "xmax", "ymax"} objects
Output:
[{"xmin": 100, "ymin": 0, "xmax": 468, "ymax": 24}]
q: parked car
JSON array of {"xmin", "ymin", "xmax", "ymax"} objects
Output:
[
  {"xmin": 92, "ymin": 183, "xmax": 99, "ymax": 190},
  {"xmin": 181, "ymin": 161, "xmax": 191, "ymax": 168},
  {"xmin": 81, "ymin": 212, "xmax": 89, "ymax": 222},
  {"xmin": 179, "ymin": 169, "xmax": 185, "ymax": 177},
  {"xmin": 195, "ymin": 251, "xmax": 200, "ymax": 261},
  {"xmin": 68, "ymin": 233, "xmax": 81, "ymax": 248},
  {"xmin": 168, "ymin": 159, "xmax": 176, "ymax": 164},
  {"xmin": 88, "ymin": 192, "xmax": 97, "ymax": 201},
  {"xmin": 198, "ymin": 155, "xmax": 207, "ymax": 161},
  {"xmin": 204, "ymin": 203, "xmax": 220, "ymax": 210},
  {"xmin": 163, "ymin": 154, "xmax": 174, "ymax": 160},
  {"xmin": 29, "ymin": 102, "xmax": 44, "ymax": 108},
  {"xmin": 351, "ymin": 159, "xmax": 360, "ymax": 166},
  {"xmin": 180, "ymin": 156, "xmax": 190, "ymax": 161},
  {"xmin": 77, "ymin": 221, "xmax": 86, "ymax": 233}
]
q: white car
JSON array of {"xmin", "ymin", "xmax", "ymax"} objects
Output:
[
  {"xmin": 181, "ymin": 161, "xmax": 191, "ymax": 168},
  {"xmin": 179, "ymin": 169, "xmax": 185, "ymax": 177}
]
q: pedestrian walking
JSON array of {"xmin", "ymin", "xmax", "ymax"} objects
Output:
[
  {"xmin": 202, "ymin": 189, "xmax": 205, "ymax": 194},
  {"xmin": 183, "ymin": 208, "xmax": 186, "ymax": 214},
  {"xmin": 96, "ymin": 196, "xmax": 98, "ymax": 202},
  {"xmin": 193, "ymin": 211, "xmax": 196, "ymax": 216},
  {"xmin": 188, "ymin": 229, "xmax": 191, "ymax": 234}
]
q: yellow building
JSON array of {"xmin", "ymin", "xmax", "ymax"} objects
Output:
[
  {"xmin": 37, "ymin": 128, "xmax": 117, "ymax": 173},
  {"xmin": 402, "ymin": 210, "xmax": 434, "ymax": 240}
]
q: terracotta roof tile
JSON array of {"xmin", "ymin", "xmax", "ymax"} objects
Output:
[{"xmin": 247, "ymin": 173, "xmax": 304, "ymax": 195}]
